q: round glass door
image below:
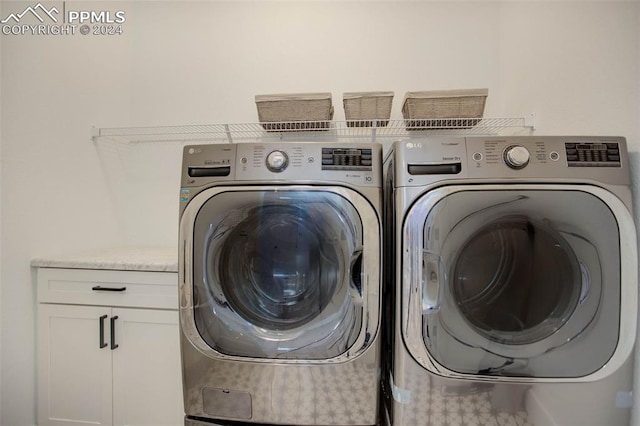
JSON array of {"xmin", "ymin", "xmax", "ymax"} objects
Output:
[
  {"xmin": 191, "ymin": 189, "xmax": 366, "ymax": 359},
  {"xmin": 451, "ymin": 216, "xmax": 581, "ymax": 345},
  {"xmin": 409, "ymin": 187, "xmax": 622, "ymax": 378},
  {"xmin": 217, "ymin": 204, "xmax": 340, "ymax": 330}
]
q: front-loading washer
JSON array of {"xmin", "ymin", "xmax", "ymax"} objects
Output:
[
  {"xmin": 382, "ymin": 136, "xmax": 637, "ymax": 426},
  {"xmin": 178, "ymin": 142, "xmax": 382, "ymax": 425}
]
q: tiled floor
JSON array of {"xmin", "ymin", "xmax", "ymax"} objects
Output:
[{"xmin": 397, "ymin": 389, "xmax": 532, "ymax": 426}]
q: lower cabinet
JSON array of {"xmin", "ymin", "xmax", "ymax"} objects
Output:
[{"xmin": 36, "ymin": 268, "xmax": 184, "ymax": 426}]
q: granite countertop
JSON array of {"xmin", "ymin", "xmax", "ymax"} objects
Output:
[{"xmin": 31, "ymin": 246, "xmax": 178, "ymax": 272}]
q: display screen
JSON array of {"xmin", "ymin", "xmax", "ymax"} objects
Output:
[
  {"xmin": 565, "ymin": 142, "xmax": 621, "ymax": 167},
  {"xmin": 321, "ymin": 147, "xmax": 373, "ymax": 170}
]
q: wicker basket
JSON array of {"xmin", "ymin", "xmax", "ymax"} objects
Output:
[
  {"xmin": 343, "ymin": 91, "xmax": 394, "ymax": 127},
  {"xmin": 402, "ymin": 88, "xmax": 488, "ymax": 130},
  {"xmin": 255, "ymin": 93, "xmax": 334, "ymax": 131}
]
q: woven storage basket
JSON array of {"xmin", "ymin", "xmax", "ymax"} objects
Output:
[
  {"xmin": 343, "ymin": 91, "xmax": 394, "ymax": 127},
  {"xmin": 402, "ymin": 88, "xmax": 488, "ymax": 130},
  {"xmin": 255, "ymin": 93, "xmax": 334, "ymax": 131}
]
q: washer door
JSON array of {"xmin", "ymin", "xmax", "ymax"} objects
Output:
[
  {"xmin": 402, "ymin": 185, "xmax": 637, "ymax": 379},
  {"xmin": 180, "ymin": 186, "xmax": 380, "ymax": 361}
]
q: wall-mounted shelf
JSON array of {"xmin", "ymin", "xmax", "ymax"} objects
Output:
[{"xmin": 91, "ymin": 115, "xmax": 535, "ymax": 144}]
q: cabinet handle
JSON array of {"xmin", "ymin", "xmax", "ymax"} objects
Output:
[
  {"xmin": 99, "ymin": 315, "xmax": 108, "ymax": 349},
  {"xmin": 110, "ymin": 316, "xmax": 119, "ymax": 350},
  {"xmin": 92, "ymin": 286, "xmax": 126, "ymax": 292}
]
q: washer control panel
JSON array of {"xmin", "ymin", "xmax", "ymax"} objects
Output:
[
  {"xmin": 182, "ymin": 142, "xmax": 382, "ymax": 187},
  {"xmin": 242, "ymin": 143, "xmax": 380, "ymax": 186}
]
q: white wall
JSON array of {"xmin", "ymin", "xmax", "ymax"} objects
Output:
[{"xmin": 1, "ymin": 2, "xmax": 639, "ymax": 425}]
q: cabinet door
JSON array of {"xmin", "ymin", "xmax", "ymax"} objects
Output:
[
  {"xmin": 38, "ymin": 304, "xmax": 113, "ymax": 426},
  {"xmin": 112, "ymin": 308, "xmax": 183, "ymax": 426}
]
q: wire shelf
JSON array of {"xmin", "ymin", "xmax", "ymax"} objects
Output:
[{"xmin": 91, "ymin": 116, "xmax": 534, "ymax": 144}]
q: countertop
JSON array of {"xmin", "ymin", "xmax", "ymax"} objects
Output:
[{"xmin": 31, "ymin": 246, "xmax": 178, "ymax": 272}]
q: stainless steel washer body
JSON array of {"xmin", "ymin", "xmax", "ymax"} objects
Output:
[
  {"xmin": 179, "ymin": 142, "xmax": 383, "ymax": 425},
  {"xmin": 383, "ymin": 136, "xmax": 637, "ymax": 426}
]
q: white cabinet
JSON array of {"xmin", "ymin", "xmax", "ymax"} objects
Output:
[
  {"xmin": 38, "ymin": 304, "xmax": 113, "ymax": 426},
  {"xmin": 37, "ymin": 268, "xmax": 183, "ymax": 426},
  {"xmin": 111, "ymin": 308, "xmax": 182, "ymax": 426}
]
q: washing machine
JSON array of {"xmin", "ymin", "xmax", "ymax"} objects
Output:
[
  {"xmin": 178, "ymin": 142, "xmax": 382, "ymax": 425},
  {"xmin": 383, "ymin": 136, "xmax": 638, "ymax": 426}
]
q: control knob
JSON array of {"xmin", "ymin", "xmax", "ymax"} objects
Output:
[
  {"xmin": 503, "ymin": 145, "xmax": 530, "ymax": 169},
  {"xmin": 265, "ymin": 150, "xmax": 289, "ymax": 172}
]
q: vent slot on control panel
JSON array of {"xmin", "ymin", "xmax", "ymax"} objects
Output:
[
  {"xmin": 321, "ymin": 148, "xmax": 373, "ymax": 171},
  {"xmin": 565, "ymin": 142, "xmax": 621, "ymax": 167}
]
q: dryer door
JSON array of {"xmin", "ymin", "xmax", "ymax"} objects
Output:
[
  {"xmin": 180, "ymin": 186, "xmax": 380, "ymax": 361},
  {"xmin": 402, "ymin": 185, "xmax": 637, "ymax": 380}
]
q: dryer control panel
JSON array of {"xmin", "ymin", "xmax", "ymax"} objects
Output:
[
  {"xmin": 394, "ymin": 136, "xmax": 630, "ymax": 187},
  {"xmin": 466, "ymin": 136, "xmax": 630, "ymax": 185}
]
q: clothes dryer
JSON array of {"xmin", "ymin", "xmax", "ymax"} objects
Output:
[
  {"xmin": 383, "ymin": 136, "xmax": 637, "ymax": 426},
  {"xmin": 179, "ymin": 142, "xmax": 382, "ymax": 425}
]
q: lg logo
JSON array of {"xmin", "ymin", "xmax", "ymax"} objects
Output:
[{"xmin": 406, "ymin": 142, "xmax": 423, "ymax": 149}]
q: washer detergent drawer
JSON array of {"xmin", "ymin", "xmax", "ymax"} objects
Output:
[{"xmin": 37, "ymin": 268, "xmax": 178, "ymax": 309}]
